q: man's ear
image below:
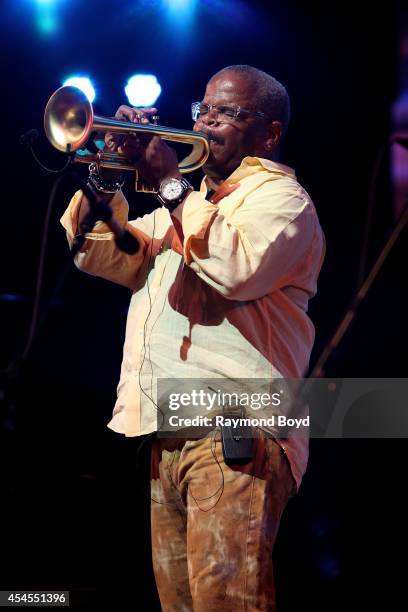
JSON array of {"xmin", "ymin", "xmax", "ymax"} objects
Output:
[{"xmin": 264, "ymin": 121, "xmax": 283, "ymax": 152}]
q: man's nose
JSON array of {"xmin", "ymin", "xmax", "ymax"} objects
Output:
[{"xmin": 200, "ymin": 107, "xmax": 219, "ymax": 126}]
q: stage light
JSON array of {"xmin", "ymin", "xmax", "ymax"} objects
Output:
[
  {"xmin": 161, "ymin": 0, "xmax": 197, "ymax": 35},
  {"xmin": 166, "ymin": 0, "xmax": 191, "ymax": 8},
  {"xmin": 34, "ymin": 0, "xmax": 61, "ymax": 35},
  {"xmin": 36, "ymin": 13, "xmax": 57, "ymax": 33},
  {"xmin": 164, "ymin": 0, "xmax": 197, "ymax": 18},
  {"xmin": 124, "ymin": 75, "xmax": 162, "ymax": 107},
  {"xmin": 62, "ymin": 77, "xmax": 96, "ymax": 103}
]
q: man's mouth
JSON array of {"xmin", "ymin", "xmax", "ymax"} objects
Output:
[
  {"xmin": 209, "ymin": 140, "xmax": 222, "ymax": 150},
  {"xmin": 202, "ymin": 129, "xmax": 223, "ymax": 146}
]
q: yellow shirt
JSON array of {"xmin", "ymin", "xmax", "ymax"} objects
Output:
[{"xmin": 60, "ymin": 156, "xmax": 326, "ymax": 489}]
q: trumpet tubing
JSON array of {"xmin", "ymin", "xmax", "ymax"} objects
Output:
[{"xmin": 44, "ymin": 85, "xmax": 209, "ymax": 173}]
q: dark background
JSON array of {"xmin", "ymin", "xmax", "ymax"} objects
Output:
[{"xmin": 0, "ymin": 1, "xmax": 406, "ymax": 609}]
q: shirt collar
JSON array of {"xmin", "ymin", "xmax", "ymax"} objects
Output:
[{"xmin": 201, "ymin": 156, "xmax": 296, "ymax": 194}]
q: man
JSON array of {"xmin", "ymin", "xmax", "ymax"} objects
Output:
[{"xmin": 61, "ymin": 65, "xmax": 325, "ymax": 611}]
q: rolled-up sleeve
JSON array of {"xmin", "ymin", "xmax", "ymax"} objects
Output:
[
  {"xmin": 171, "ymin": 183, "xmax": 320, "ymax": 301},
  {"xmin": 60, "ymin": 190, "xmax": 151, "ymax": 290}
]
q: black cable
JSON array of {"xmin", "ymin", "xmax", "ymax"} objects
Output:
[
  {"xmin": 3, "ymin": 165, "xmax": 143, "ymax": 376},
  {"xmin": 28, "ymin": 145, "xmax": 74, "ymax": 174},
  {"xmin": 19, "ymin": 128, "xmax": 74, "ymax": 174},
  {"xmin": 3, "ymin": 173, "xmax": 71, "ymax": 376},
  {"xmin": 133, "ymin": 211, "xmax": 226, "ymax": 509},
  {"xmin": 186, "ymin": 430, "xmax": 225, "ymax": 512},
  {"xmin": 136, "ymin": 210, "xmax": 166, "ymax": 431},
  {"xmin": 3, "ymin": 131, "xmax": 79, "ymax": 373}
]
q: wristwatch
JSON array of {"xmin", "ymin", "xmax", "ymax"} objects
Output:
[{"xmin": 157, "ymin": 176, "xmax": 193, "ymax": 212}]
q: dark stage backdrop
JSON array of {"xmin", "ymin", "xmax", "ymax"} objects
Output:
[{"xmin": 0, "ymin": 1, "xmax": 406, "ymax": 609}]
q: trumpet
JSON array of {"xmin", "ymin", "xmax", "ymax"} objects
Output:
[{"xmin": 44, "ymin": 85, "xmax": 210, "ymax": 173}]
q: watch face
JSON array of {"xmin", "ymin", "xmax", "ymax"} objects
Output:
[{"xmin": 162, "ymin": 178, "xmax": 183, "ymax": 201}]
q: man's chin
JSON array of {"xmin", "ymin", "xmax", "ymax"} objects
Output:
[
  {"xmin": 203, "ymin": 153, "xmax": 226, "ymax": 177},
  {"xmin": 203, "ymin": 162, "xmax": 225, "ymax": 180},
  {"xmin": 203, "ymin": 155, "xmax": 239, "ymax": 181}
]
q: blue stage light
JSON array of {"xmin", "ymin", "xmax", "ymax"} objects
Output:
[
  {"xmin": 62, "ymin": 77, "xmax": 96, "ymax": 103},
  {"xmin": 36, "ymin": 13, "xmax": 57, "ymax": 33},
  {"xmin": 162, "ymin": 0, "xmax": 197, "ymax": 34},
  {"xmin": 124, "ymin": 75, "xmax": 162, "ymax": 107},
  {"xmin": 167, "ymin": 0, "xmax": 191, "ymax": 8},
  {"xmin": 164, "ymin": 0, "xmax": 197, "ymax": 18},
  {"xmin": 34, "ymin": 0, "xmax": 62, "ymax": 35}
]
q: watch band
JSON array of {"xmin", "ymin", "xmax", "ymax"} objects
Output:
[{"xmin": 157, "ymin": 177, "xmax": 193, "ymax": 212}]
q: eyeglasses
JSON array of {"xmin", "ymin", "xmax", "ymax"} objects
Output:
[{"xmin": 191, "ymin": 101, "xmax": 269, "ymax": 123}]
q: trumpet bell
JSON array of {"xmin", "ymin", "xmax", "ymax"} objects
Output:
[{"xmin": 44, "ymin": 86, "xmax": 94, "ymax": 153}]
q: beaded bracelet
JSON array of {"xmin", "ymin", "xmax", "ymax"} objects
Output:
[{"xmin": 88, "ymin": 162, "xmax": 125, "ymax": 194}]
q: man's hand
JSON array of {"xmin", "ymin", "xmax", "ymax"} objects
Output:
[
  {"xmin": 104, "ymin": 105, "xmax": 181, "ymax": 189},
  {"xmin": 105, "ymin": 105, "xmax": 157, "ymax": 155}
]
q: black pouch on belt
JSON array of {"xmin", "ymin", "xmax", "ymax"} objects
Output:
[
  {"xmin": 207, "ymin": 387, "xmax": 254, "ymax": 465},
  {"xmin": 221, "ymin": 423, "xmax": 254, "ymax": 465}
]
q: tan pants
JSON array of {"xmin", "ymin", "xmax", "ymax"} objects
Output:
[{"xmin": 150, "ymin": 431, "xmax": 296, "ymax": 612}]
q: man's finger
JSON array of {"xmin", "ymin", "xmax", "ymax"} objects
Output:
[
  {"xmin": 115, "ymin": 105, "xmax": 158, "ymax": 123},
  {"xmin": 130, "ymin": 108, "xmax": 158, "ymax": 124}
]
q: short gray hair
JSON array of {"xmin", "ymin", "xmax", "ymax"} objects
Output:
[{"xmin": 213, "ymin": 64, "xmax": 291, "ymax": 135}]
